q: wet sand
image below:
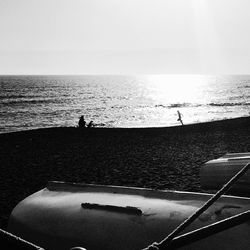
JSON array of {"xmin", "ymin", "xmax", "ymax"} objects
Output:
[{"xmin": 0, "ymin": 117, "xmax": 250, "ymax": 229}]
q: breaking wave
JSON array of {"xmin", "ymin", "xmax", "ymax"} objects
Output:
[
  {"xmin": 1, "ymin": 98, "xmax": 64, "ymax": 105},
  {"xmin": 154, "ymin": 103, "xmax": 199, "ymax": 108},
  {"xmin": 154, "ymin": 102, "xmax": 249, "ymax": 109},
  {"xmin": 209, "ymin": 102, "xmax": 250, "ymax": 107}
]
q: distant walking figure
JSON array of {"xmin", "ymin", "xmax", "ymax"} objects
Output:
[
  {"xmin": 177, "ymin": 110, "xmax": 184, "ymax": 125},
  {"xmin": 78, "ymin": 115, "xmax": 86, "ymax": 128}
]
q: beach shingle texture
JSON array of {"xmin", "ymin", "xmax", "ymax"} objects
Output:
[{"xmin": 0, "ymin": 117, "xmax": 250, "ymax": 229}]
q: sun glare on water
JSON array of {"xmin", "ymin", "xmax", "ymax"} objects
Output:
[{"xmin": 144, "ymin": 75, "xmax": 206, "ymax": 104}]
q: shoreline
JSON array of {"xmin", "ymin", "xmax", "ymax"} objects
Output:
[
  {"xmin": 1, "ymin": 115, "xmax": 250, "ymax": 135},
  {"xmin": 0, "ymin": 116, "xmax": 250, "ymax": 229}
]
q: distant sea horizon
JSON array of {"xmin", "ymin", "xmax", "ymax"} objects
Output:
[{"xmin": 0, "ymin": 74, "xmax": 249, "ymax": 134}]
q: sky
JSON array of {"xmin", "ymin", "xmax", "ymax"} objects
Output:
[{"xmin": 0, "ymin": 0, "xmax": 250, "ymax": 74}]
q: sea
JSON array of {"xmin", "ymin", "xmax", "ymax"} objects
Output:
[{"xmin": 0, "ymin": 75, "xmax": 249, "ymax": 134}]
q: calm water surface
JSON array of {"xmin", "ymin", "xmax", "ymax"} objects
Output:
[{"xmin": 0, "ymin": 75, "xmax": 249, "ymax": 133}]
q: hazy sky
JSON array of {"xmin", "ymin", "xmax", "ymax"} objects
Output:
[{"xmin": 1, "ymin": 0, "xmax": 250, "ymax": 74}]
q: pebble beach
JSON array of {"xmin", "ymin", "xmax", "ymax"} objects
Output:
[{"xmin": 0, "ymin": 116, "xmax": 250, "ymax": 229}]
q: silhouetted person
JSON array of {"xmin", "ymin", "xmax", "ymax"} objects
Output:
[
  {"xmin": 177, "ymin": 110, "xmax": 184, "ymax": 125},
  {"xmin": 78, "ymin": 115, "xmax": 86, "ymax": 128},
  {"xmin": 87, "ymin": 120, "xmax": 94, "ymax": 128}
]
